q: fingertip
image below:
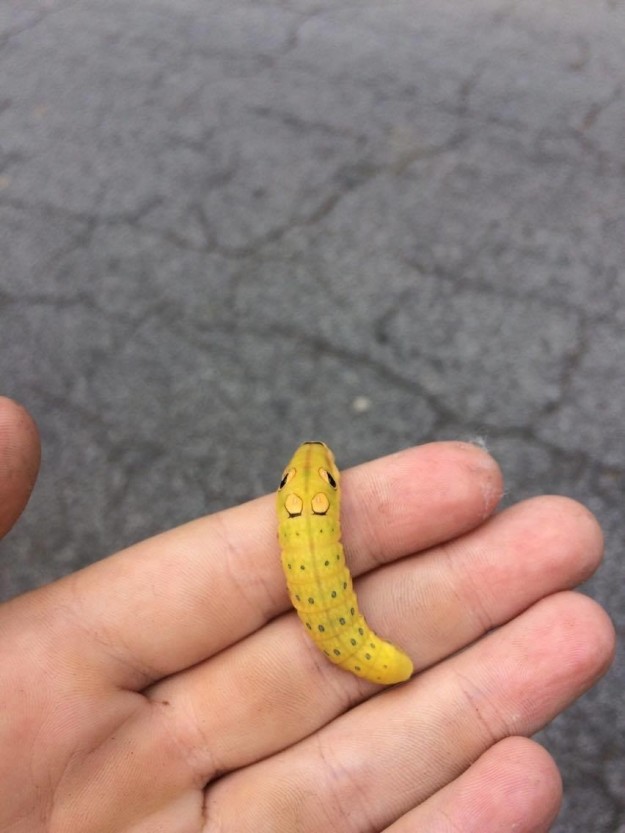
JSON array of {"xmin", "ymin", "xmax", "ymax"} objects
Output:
[
  {"xmin": 394, "ymin": 734, "xmax": 562, "ymax": 833},
  {"xmin": 0, "ymin": 396, "xmax": 41, "ymax": 536},
  {"xmin": 522, "ymin": 494, "xmax": 605, "ymax": 577},
  {"xmin": 521, "ymin": 591, "xmax": 616, "ymax": 701},
  {"xmin": 451, "ymin": 439, "xmax": 504, "ymax": 518},
  {"xmin": 341, "ymin": 440, "xmax": 505, "ymax": 572},
  {"xmin": 472, "ymin": 736, "xmax": 563, "ymax": 831},
  {"xmin": 419, "ymin": 438, "xmax": 503, "ymax": 476},
  {"xmin": 414, "ymin": 440, "xmax": 505, "ymax": 525},
  {"xmin": 559, "ymin": 591, "xmax": 616, "ymax": 683},
  {"xmin": 0, "ymin": 396, "xmax": 40, "ymax": 446}
]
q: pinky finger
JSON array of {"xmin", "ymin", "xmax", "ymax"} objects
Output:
[{"xmin": 385, "ymin": 736, "xmax": 562, "ymax": 833}]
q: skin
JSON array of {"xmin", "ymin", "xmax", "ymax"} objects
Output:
[{"xmin": 0, "ymin": 395, "xmax": 615, "ymax": 833}]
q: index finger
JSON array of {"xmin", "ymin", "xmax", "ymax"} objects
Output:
[{"xmin": 1, "ymin": 442, "xmax": 502, "ymax": 689}]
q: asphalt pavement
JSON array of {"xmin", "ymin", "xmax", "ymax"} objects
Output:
[{"xmin": 0, "ymin": 1, "xmax": 624, "ymax": 829}]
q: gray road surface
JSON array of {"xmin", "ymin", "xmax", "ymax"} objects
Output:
[{"xmin": 1, "ymin": 1, "xmax": 624, "ymax": 830}]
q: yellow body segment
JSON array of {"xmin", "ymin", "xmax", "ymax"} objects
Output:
[{"xmin": 277, "ymin": 442, "xmax": 413, "ymax": 685}]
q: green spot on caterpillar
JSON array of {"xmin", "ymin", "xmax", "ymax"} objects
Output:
[{"xmin": 277, "ymin": 442, "xmax": 414, "ymax": 685}]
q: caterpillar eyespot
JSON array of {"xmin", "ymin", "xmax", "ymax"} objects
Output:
[
  {"xmin": 319, "ymin": 467, "xmax": 337, "ymax": 489},
  {"xmin": 277, "ymin": 441, "xmax": 413, "ymax": 685},
  {"xmin": 280, "ymin": 468, "xmax": 296, "ymax": 489}
]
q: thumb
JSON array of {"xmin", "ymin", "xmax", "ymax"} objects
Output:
[{"xmin": 0, "ymin": 397, "xmax": 41, "ymax": 538}]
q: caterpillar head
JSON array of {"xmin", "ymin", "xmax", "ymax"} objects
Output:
[{"xmin": 278, "ymin": 441, "xmax": 340, "ymax": 519}]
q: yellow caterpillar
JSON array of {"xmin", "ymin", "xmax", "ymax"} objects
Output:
[{"xmin": 277, "ymin": 441, "xmax": 413, "ymax": 685}]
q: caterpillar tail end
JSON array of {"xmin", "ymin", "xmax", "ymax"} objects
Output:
[
  {"xmin": 351, "ymin": 641, "xmax": 413, "ymax": 685},
  {"xmin": 379, "ymin": 648, "xmax": 413, "ymax": 685}
]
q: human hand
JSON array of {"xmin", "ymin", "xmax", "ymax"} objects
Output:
[{"xmin": 0, "ymin": 397, "xmax": 614, "ymax": 832}]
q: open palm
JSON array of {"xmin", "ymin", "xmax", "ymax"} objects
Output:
[{"xmin": 0, "ymin": 397, "xmax": 614, "ymax": 833}]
